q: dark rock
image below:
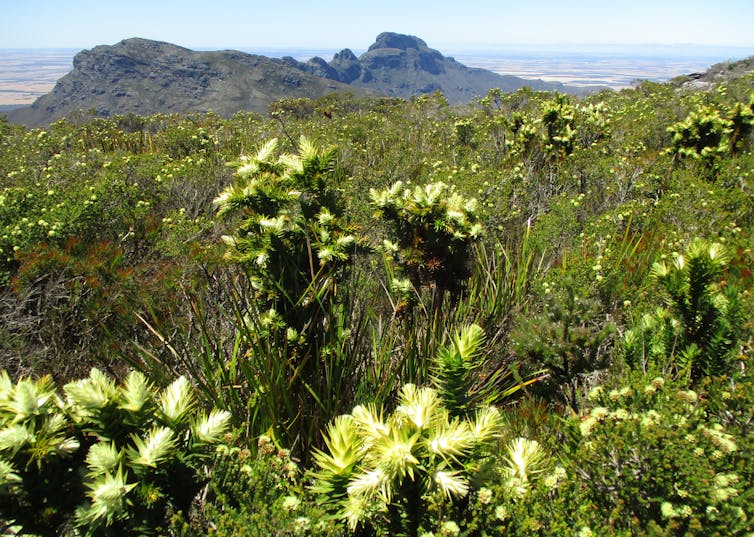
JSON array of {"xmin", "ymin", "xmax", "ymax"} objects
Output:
[
  {"xmin": 368, "ymin": 32, "xmax": 428, "ymax": 51},
  {"xmin": 329, "ymin": 48, "xmax": 362, "ymax": 83},
  {"xmin": 6, "ymin": 33, "xmax": 586, "ymax": 127},
  {"xmin": 7, "ymin": 38, "xmax": 358, "ymax": 126},
  {"xmin": 305, "ymin": 57, "xmax": 339, "ymax": 80}
]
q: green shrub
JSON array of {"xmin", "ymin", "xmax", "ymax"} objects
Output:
[
  {"xmin": 310, "ymin": 383, "xmax": 504, "ymax": 536},
  {"xmin": 512, "ymin": 281, "xmax": 615, "ymax": 411},
  {"xmin": 210, "ymin": 136, "xmax": 364, "ymax": 457},
  {"xmin": 0, "ymin": 368, "xmax": 231, "ymax": 536},
  {"xmin": 558, "ymin": 372, "xmax": 753, "ymax": 536},
  {"xmin": 370, "ymin": 180, "xmax": 482, "ymax": 301},
  {"xmin": 181, "ymin": 435, "xmax": 341, "ymax": 536},
  {"xmin": 623, "ymin": 238, "xmax": 743, "ymax": 381}
]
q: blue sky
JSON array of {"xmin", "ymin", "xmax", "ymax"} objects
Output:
[{"xmin": 1, "ymin": 0, "xmax": 753, "ymax": 52}]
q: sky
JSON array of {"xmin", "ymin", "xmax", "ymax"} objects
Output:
[{"xmin": 1, "ymin": 0, "xmax": 754, "ymax": 53}]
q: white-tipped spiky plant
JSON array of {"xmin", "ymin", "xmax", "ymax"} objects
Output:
[
  {"xmin": 370, "ymin": 180, "xmax": 482, "ymax": 301},
  {"xmin": 501, "ymin": 437, "xmax": 548, "ymax": 497},
  {"xmin": 432, "ymin": 324, "xmax": 540, "ymax": 419},
  {"xmin": 624, "ymin": 237, "xmax": 741, "ymax": 381},
  {"xmin": 311, "ymin": 382, "xmax": 504, "ymax": 537},
  {"xmin": 211, "ymin": 136, "xmax": 365, "ymax": 460},
  {"xmin": 0, "ymin": 372, "xmax": 79, "ymax": 533},
  {"xmin": 0, "ymin": 368, "xmax": 231, "ymax": 536}
]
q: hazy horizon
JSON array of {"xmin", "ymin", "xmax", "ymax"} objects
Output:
[
  {"xmin": 2, "ymin": 41, "xmax": 748, "ymax": 107},
  {"xmin": 2, "ymin": 1, "xmax": 754, "ymax": 51}
]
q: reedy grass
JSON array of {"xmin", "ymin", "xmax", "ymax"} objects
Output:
[{"xmin": 126, "ymin": 224, "xmax": 545, "ymax": 460}]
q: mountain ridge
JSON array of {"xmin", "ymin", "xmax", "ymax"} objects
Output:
[{"xmin": 7, "ymin": 33, "xmax": 578, "ymax": 126}]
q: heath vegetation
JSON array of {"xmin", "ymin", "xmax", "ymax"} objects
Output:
[{"xmin": 1, "ymin": 67, "xmax": 753, "ymax": 535}]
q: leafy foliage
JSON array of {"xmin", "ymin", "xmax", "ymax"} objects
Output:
[
  {"xmin": 1, "ymin": 62, "xmax": 754, "ymax": 536},
  {"xmin": 560, "ymin": 372, "xmax": 754, "ymax": 536},
  {"xmin": 0, "ymin": 369, "xmax": 230, "ymax": 535},
  {"xmin": 371, "ymin": 180, "xmax": 482, "ymax": 299},
  {"xmin": 311, "ymin": 382, "xmax": 506, "ymax": 536},
  {"xmin": 624, "ymin": 238, "xmax": 743, "ymax": 381}
]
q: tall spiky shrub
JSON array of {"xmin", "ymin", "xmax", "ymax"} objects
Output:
[
  {"xmin": 541, "ymin": 93, "xmax": 576, "ymax": 159},
  {"xmin": 370, "ymin": 180, "xmax": 482, "ymax": 302},
  {"xmin": 214, "ymin": 136, "xmax": 362, "ymax": 456},
  {"xmin": 665, "ymin": 105, "xmax": 732, "ymax": 174},
  {"xmin": 727, "ymin": 94, "xmax": 754, "ymax": 154},
  {"xmin": 623, "ymin": 238, "xmax": 742, "ymax": 381},
  {"xmin": 432, "ymin": 324, "xmax": 537, "ymax": 419}
]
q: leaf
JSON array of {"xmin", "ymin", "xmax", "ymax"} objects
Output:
[
  {"xmin": 129, "ymin": 426, "xmax": 176, "ymax": 468},
  {"xmin": 86, "ymin": 441, "xmax": 123, "ymax": 475},
  {"xmin": 0, "ymin": 458, "xmax": 20, "ymax": 486},
  {"xmin": 64, "ymin": 369, "xmax": 118, "ymax": 418},
  {"xmin": 6, "ymin": 376, "xmax": 56, "ymax": 421},
  {"xmin": 192, "ymin": 409, "xmax": 232, "ymax": 444},
  {"xmin": 79, "ymin": 465, "xmax": 136, "ymax": 526},
  {"xmin": 433, "ymin": 469, "xmax": 470, "ymax": 499},
  {"xmin": 118, "ymin": 371, "xmax": 152, "ymax": 414},
  {"xmin": 158, "ymin": 376, "xmax": 195, "ymax": 426}
]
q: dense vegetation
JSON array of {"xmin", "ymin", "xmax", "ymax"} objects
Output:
[{"xmin": 1, "ymin": 69, "xmax": 753, "ymax": 536}]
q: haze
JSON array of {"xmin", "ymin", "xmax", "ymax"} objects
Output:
[{"xmin": 1, "ymin": 0, "xmax": 753, "ymax": 51}]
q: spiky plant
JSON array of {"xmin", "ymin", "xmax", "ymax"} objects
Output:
[
  {"xmin": 370, "ymin": 180, "xmax": 482, "ymax": 301},
  {"xmin": 512, "ymin": 283, "xmax": 615, "ymax": 411},
  {"xmin": 213, "ymin": 136, "xmax": 364, "ymax": 458},
  {"xmin": 432, "ymin": 325, "xmax": 485, "ymax": 417},
  {"xmin": 626, "ymin": 238, "xmax": 742, "ymax": 381},
  {"xmin": 432, "ymin": 324, "xmax": 538, "ymax": 419},
  {"xmin": 214, "ymin": 136, "xmax": 357, "ymax": 326},
  {"xmin": 0, "ymin": 371, "xmax": 81, "ymax": 533},
  {"xmin": 500, "ymin": 437, "xmax": 548, "ymax": 497},
  {"xmin": 541, "ymin": 93, "xmax": 576, "ymax": 159},
  {"xmin": 0, "ymin": 369, "xmax": 231, "ymax": 536},
  {"xmin": 311, "ymin": 383, "xmax": 505, "ymax": 536},
  {"xmin": 665, "ymin": 105, "xmax": 732, "ymax": 174}
]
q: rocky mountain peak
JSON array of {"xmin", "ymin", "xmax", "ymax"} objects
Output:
[
  {"xmin": 332, "ymin": 48, "xmax": 358, "ymax": 62},
  {"xmin": 368, "ymin": 32, "xmax": 429, "ymax": 51}
]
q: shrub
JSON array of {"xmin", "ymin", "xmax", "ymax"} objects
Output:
[
  {"xmin": 211, "ymin": 136, "xmax": 363, "ymax": 457},
  {"xmin": 310, "ymin": 383, "xmax": 505, "ymax": 536},
  {"xmin": 512, "ymin": 282, "xmax": 615, "ymax": 411},
  {"xmin": 181, "ymin": 434, "xmax": 341, "ymax": 536},
  {"xmin": 623, "ymin": 238, "xmax": 743, "ymax": 381},
  {"xmin": 0, "ymin": 369, "xmax": 231, "ymax": 536},
  {"xmin": 556, "ymin": 372, "xmax": 754, "ymax": 536},
  {"xmin": 370, "ymin": 180, "xmax": 482, "ymax": 301}
]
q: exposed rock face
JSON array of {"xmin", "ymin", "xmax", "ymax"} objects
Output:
[
  {"xmin": 7, "ymin": 38, "xmax": 354, "ymax": 126},
  {"xmin": 673, "ymin": 55, "xmax": 754, "ymax": 89},
  {"xmin": 329, "ymin": 49, "xmax": 362, "ymax": 83},
  {"xmin": 7, "ymin": 32, "xmax": 576, "ymax": 126},
  {"xmin": 285, "ymin": 32, "xmax": 570, "ymax": 103}
]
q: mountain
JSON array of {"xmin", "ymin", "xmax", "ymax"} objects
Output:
[
  {"xmin": 6, "ymin": 38, "xmax": 356, "ymax": 126},
  {"xmin": 285, "ymin": 32, "xmax": 571, "ymax": 102},
  {"xmin": 7, "ymin": 33, "xmax": 575, "ymax": 127}
]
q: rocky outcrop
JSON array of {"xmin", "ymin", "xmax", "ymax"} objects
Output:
[
  {"xmin": 7, "ymin": 33, "xmax": 578, "ymax": 126},
  {"xmin": 7, "ymin": 38, "xmax": 354, "ymax": 126},
  {"xmin": 285, "ymin": 32, "xmax": 572, "ymax": 103}
]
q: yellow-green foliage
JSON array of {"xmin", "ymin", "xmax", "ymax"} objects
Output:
[
  {"xmin": 0, "ymin": 369, "xmax": 231, "ymax": 536},
  {"xmin": 312, "ymin": 381, "xmax": 547, "ymax": 536}
]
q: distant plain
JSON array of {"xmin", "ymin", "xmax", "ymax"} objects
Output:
[{"xmin": 0, "ymin": 45, "xmax": 749, "ymax": 108}]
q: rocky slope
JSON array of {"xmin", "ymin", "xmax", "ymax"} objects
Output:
[
  {"xmin": 285, "ymin": 32, "xmax": 570, "ymax": 102},
  {"xmin": 7, "ymin": 33, "xmax": 575, "ymax": 126},
  {"xmin": 7, "ymin": 38, "xmax": 355, "ymax": 126},
  {"xmin": 673, "ymin": 55, "xmax": 754, "ymax": 89}
]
